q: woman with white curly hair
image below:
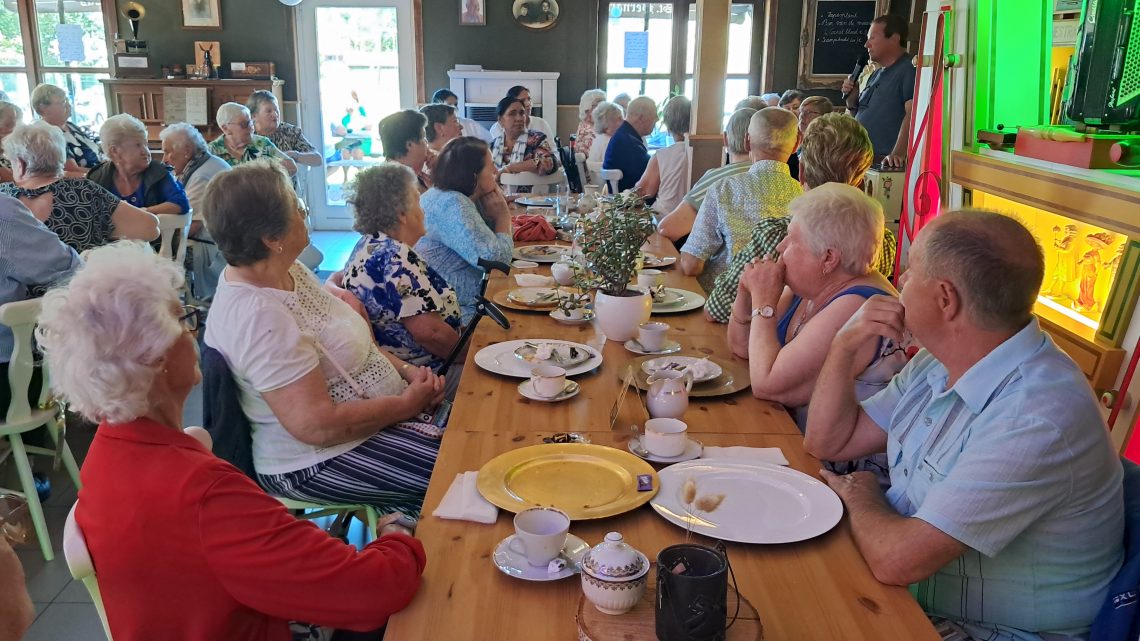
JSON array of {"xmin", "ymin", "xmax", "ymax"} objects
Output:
[
  {"xmin": 0, "ymin": 121, "xmax": 158, "ymax": 253},
  {"xmin": 39, "ymin": 241, "xmax": 427, "ymax": 639},
  {"xmin": 88, "ymin": 114, "xmax": 189, "ymax": 215},
  {"xmin": 574, "ymin": 88, "xmax": 606, "ymax": 158}
]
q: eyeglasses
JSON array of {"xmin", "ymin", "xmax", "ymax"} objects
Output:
[
  {"xmin": 228, "ymin": 120, "xmax": 253, "ymax": 130},
  {"xmin": 178, "ymin": 305, "xmax": 203, "ymax": 332}
]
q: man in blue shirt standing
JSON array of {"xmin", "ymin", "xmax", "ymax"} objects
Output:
[
  {"xmin": 805, "ymin": 210, "xmax": 1124, "ymax": 640},
  {"xmin": 843, "ymin": 14, "xmax": 915, "ymax": 168},
  {"xmin": 603, "ymin": 96, "xmax": 657, "ymax": 192}
]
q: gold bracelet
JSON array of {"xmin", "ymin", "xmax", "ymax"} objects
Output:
[{"xmin": 730, "ymin": 311, "xmax": 751, "ymax": 325}]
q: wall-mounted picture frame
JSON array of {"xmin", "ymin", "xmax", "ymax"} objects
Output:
[
  {"xmin": 513, "ymin": 0, "xmax": 559, "ymax": 31},
  {"xmin": 182, "ymin": 0, "xmax": 223, "ymax": 30},
  {"xmin": 461, "ymin": 0, "xmax": 485, "ymax": 26},
  {"xmin": 797, "ymin": 0, "xmax": 888, "ymax": 89}
]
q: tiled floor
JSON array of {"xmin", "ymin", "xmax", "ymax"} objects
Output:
[{"xmin": 11, "ymin": 231, "xmax": 364, "ymax": 640}]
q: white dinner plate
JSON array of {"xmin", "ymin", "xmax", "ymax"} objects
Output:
[
  {"xmin": 475, "ymin": 339, "xmax": 603, "ymax": 378},
  {"xmin": 651, "ymin": 288, "xmax": 706, "ymax": 314},
  {"xmin": 651, "ymin": 460, "xmax": 843, "ymax": 544},
  {"xmin": 643, "ymin": 253, "xmax": 678, "ymax": 268},
  {"xmin": 517, "ymin": 196, "xmax": 557, "ymax": 208},
  {"xmin": 641, "ymin": 356, "xmax": 723, "ymax": 383},
  {"xmin": 512, "ymin": 245, "xmax": 569, "ymax": 263},
  {"xmin": 493, "ymin": 533, "xmax": 589, "ymax": 581}
]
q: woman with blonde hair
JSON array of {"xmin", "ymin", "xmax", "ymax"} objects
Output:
[
  {"xmin": 30, "ymin": 83, "xmax": 101, "ymax": 173},
  {"xmin": 0, "ymin": 121, "xmax": 157, "ymax": 252},
  {"xmin": 39, "ymin": 241, "xmax": 427, "ymax": 639}
]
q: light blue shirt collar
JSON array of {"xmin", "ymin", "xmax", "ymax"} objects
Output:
[{"xmin": 924, "ymin": 318, "xmax": 1044, "ymax": 414}]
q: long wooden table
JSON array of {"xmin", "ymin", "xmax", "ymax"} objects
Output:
[{"xmin": 385, "ymin": 233, "xmax": 939, "ymax": 641}]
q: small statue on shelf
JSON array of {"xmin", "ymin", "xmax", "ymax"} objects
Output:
[
  {"xmin": 198, "ymin": 42, "xmax": 216, "ymax": 79},
  {"xmin": 1046, "ymin": 224, "xmax": 1078, "ymax": 300},
  {"xmin": 1076, "ymin": 232, "xmax": 1117, "ymax": 313}
]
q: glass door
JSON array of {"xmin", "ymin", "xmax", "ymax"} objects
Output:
[{"xmin": 296, "ymin": 0, "xmax": 418, "ymax": 229}]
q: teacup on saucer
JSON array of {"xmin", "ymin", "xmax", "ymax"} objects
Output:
[
  {"xmin": 627, "ymin": 436, "xmax": 703, "ymax": 463},
  {"xmin": 518, "ymin": 379, "xmax": 580, "ymax": 402},
  {"xmin": 493, "ymin": 533, "xmax": 589, "ymax": 581}
]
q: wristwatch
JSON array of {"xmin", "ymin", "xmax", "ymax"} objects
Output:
[{"xmin": 751, "ymin": 305, "xmax": 776, "ymax": 320}]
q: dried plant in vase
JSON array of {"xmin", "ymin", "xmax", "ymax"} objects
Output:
[
  {"xmin": 577, "ymin": 192, "xmax": 656, "ymax": 297},
  {"xmin": 678, "ymin": 477, "xmax": 726, "ymax": 545}
]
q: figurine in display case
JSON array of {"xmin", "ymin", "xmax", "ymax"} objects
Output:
[{"xmin": 1046, "ymin": 224, "xmax": 1079, "ymax": 300}]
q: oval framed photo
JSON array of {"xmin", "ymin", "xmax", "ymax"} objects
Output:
[{"xmin": 513, "ymin": 0, "xmax": 559, "ymax": 31}]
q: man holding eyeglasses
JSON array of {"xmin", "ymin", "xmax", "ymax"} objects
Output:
[{"xmin": 207, "ymin": 102, "xmax": 298, "ymax": 176}]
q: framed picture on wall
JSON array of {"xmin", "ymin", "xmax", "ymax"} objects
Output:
[
  {"xmin": 182, "ymin": 0, "xmax": 223, "ymax": 30},
  {"xmin": 513, "ymin": 0, "xmax": 559, "ymax": 31},
  {"xmin": 461, "ymin": 0, "xmax": 485, "ymax": 26}
]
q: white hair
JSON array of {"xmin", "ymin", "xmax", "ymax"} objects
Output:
[
  {"xmin": 215, "ymin": 102, "xmax": 250, "ymax": 128},
  {"xmin": 30, "ymin": 83, "xmax": 66, "ymax": 114},
  {"xmin": 592, "ymin": 101, "xmax": 623, "ymax": 134},
  {"xmin": 578, "ymin": 88, "xmax": 606, "ymax": 121},
  {"xmin": 788, "ymin": 183, "xmax": 884, "ymax": 275},
  {"xmin": 0, "ymin": 101, "xmax": 23, "ymax": 123},
  {"xmin": 159, "ymin": 122, "xmax": 208, "ymax": 154},
  {"xmin": 99, "ymin": 113, "xmax": 148, "ymax": 156},
  {"xmin": 626, "ymin": 96, "xmax": 657, "ymax": 122},
  {"xmin": 747, "ymin": 107, "xmax": 798, "ymax": 155},
  {"xmin": 3, "ymin": 121, "xmax": 65, "ymax": 177},
  {"xmin": 35, "ymin": 241, "xmax": 185, "ymax": 424},
  {"xmin": 725, "ymin": 108, "xmax": 755, "ymax": 155}
]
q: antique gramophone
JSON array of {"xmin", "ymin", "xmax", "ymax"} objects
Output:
[{"xmin": 122, "ymin": 2, "xmax": 147, "ymax": 53}]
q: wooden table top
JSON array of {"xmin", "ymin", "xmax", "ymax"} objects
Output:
[{"xmin": 384, "ymin": 233, "xmax": 938, "ymax": 641}]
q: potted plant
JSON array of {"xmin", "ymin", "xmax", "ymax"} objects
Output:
[{"xmin": 577, "ymin": 192, "xmax": 656, "ymax": 341}]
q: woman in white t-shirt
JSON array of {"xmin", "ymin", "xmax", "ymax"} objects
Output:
[
  {"xmin": 202, "ymin": 161, "xmax": 446, "ymax": 516},
  {"xmin": 635, "ymin": 96, "xmax": 692, "ymax": 217}
]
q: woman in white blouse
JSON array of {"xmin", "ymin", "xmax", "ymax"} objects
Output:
[
  {"xmin": 586, "ymin": 101, "xmax": 623, "ymax": 183},
  {"xmin": 636, "ymin": 95, "xmax": 692, "ymax": 216},
  {"xmin": 203, "ymin": 160, "xmax": 445, "ymax": 516}
]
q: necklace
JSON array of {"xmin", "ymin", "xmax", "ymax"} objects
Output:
[{"xmin": 791, "ymin": 276, "xmax": 861, "ymax": 340}]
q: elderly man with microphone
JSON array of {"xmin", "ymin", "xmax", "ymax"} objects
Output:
[{"xmin": 842, "ymin": 14, "xmax": 915, "ymax": 169}]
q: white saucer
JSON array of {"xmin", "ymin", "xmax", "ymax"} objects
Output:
[
  {"xmin": 493, "ymin": 533, "xmax": 589, "ymax": 581},
  {"xmin": 512, "ymin": 260, "xmax": 539, "ymax": 269},
  {"xmin": 628, "ymin": 436, "xmax": 703, "ymax": 463},
  {"xmin": 623, "ymin": 339, "xmax": 682, "ymax": 355},
  {"xmin": 549, "ymin": 309, "xmax": 594, "ymax": 325},
  {"xmin": 518, "ymin": 379, "xmax": 581, "ymax": 402}
]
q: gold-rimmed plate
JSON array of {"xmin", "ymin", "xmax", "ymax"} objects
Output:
[
  {"xmin": 642, "ymin": 253, "xmax": 678, "ymax": 268},
  {"xmin": 513, "ymin": 244, "xmax": 569, "ymax": 263},
  {"xmin": 476, "ymin": 443, "xmax": 658, "ymax": 520},
  {"xmin": 507, "ymin": 287, "xmax": 562, "ymax": 307}
]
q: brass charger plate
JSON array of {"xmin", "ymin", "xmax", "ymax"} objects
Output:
[
  {"xmin": 476, "ymin": 443, "xmax": 659, "ymax": 520},
  {"xmin": 493, "ymin": 287, "xmax": 586, "ymax": 312},
  {"xmin": 622, "ymin": 353, "xmax": 751, "ymax": 398}
]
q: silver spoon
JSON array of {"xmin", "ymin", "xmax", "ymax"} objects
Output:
[{"xmin": 628, "ymin": 424, "xmax": 651, "ymax": 458}]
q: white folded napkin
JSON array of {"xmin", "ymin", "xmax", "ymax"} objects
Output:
[
  {"xmin": 514, "ymin": 274, "xmax": 555, "ymax": 287},
  {"xmin": 700, "ymin": 446, "xmax": 789, "ymax": 466},
  {"xmin": 431, "ymin": 472, "xmax": 499, "ymax": 524}
]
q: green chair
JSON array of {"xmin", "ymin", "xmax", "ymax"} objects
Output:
[
  {"xmin": 275, "ymin": 497, "xmax": 380, "ymax": 542},
  {"xmin": 64, "ymin": 502, "xmax": 113, "ymax": 640},
  {"xmin": 0, "ymin": 298, "xmax": 82, "ymax": 561}
]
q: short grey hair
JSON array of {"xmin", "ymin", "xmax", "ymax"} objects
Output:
[
  {"xmin": 159, "ymin": 122, "xmax": 208, "ymax": 154},
  {"xmin": 246, "ymin": 90, "xmax": 278, "ymax": 118},
  {"xmin": 99, "ymin": 113, "xmax": 148, "ymax": 156},
  {"xmin": 661, "ymin": 95, "xmax": 691, "ymax": 138},
  {"xmin": 788, "ymin": 183, "xmax": 884, "ymax": 276},
  {"xmin": 626, "ymin": 96, "xmax": 657, "ymax": 122},
  {"xmin": 0, "ymin": 101, "xmax": 23, "ymax": 123},
  {"xmin": 30, "ymin": 83, "xmax": 66, "ymax": 115},
  {"xmin": 578, "ymin": 89, "xmax": 606, "ymax": 121},
  {"xmin": 347, "ymin": 162, "xmax": 417, "ymax": 235},
  {"xmin": 921, "ymin": 210, "xmax": 1045, "ymax": 332},
  {"xmin": 735, "ymin": 96, "xmax": 767, "ymax": 111},
  {"xmin": 748, "ymin": 107, "xmax": 798, "ymax": 156},
  {"xmin": 216, "ymin": 102, "xmax": 250, "ymax": 128},
  {"xmin": 725, "ymin": 108, "xmax": 755, "ymax": 155},
  {"xmin": 592, "ymin": 101, "xmax": 623, "ymax": 134},
  {"xmin": 36, "ymin": 241, "xmax": 184, "ymax": 424},
  {"xmin": 3, "ymin": 121, "xmax": 65, "ymax": 177}
]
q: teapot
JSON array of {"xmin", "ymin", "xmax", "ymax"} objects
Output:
[{"xmin": 646, "ymin": 369, "xmax": 692, "ymax": 419}]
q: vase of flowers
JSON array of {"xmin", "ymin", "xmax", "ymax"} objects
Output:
[{"xmin": 578, "ymin": 193, "xmax": 655, "ymax": 341}]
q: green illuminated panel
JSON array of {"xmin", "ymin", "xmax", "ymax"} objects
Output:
[
  {"xmin": 1119, "ymin": 0, "xmax": 1140, "ymax": 106},
  {"xmin": 974, "ymin": 0, "xmax": 1050, "ymax": 130}
]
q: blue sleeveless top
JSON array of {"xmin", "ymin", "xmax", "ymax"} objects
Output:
[{"xmin": 776, "ymin": 285, "xmax": 891, "ymax": 346}]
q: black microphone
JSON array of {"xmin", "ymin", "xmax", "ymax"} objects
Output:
[{"xmin": 842, "ymin": 54, "xmax": 869, "ymax": 102}]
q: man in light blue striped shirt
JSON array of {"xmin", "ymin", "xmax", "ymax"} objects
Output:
[{"xmin": 805, "ymin": 210, "xmax": 1123, "ymax": 641}]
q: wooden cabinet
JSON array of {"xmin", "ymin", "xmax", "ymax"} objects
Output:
[{"xmin": 101, "ymin": 78, "xmax": 285, "ymax": 146}]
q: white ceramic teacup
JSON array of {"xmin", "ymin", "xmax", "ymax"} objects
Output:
[
  {"xmin": 637, "ymin": 269, "xmax": 665, "ymax": 291},
  {"xmin": 643, "ymin": 418, "xmax": 688, "ymax": 457},
  {"xmin": 530, "ymin": 365, "xmax": 567, "ymax": 399},
  {"xmin": 638, "ymin": 321, "xmax": 670, "ymax": 351},
  {"xmin": 551, "ymin": 262, "xmax": 577, "ymax": 286},
  {"xmin": 509, "ymin": 507, "xmax": 571, "ymax": 567}
]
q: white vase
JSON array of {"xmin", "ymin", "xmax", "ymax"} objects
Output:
[{"xmin": 594, "ymin": 290, "xmax": 651, "ymax": 342}]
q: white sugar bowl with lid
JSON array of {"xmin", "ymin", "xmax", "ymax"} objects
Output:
[{"xmin": 580, "ymin": 531, "xmax": 650, "ymax": 615}]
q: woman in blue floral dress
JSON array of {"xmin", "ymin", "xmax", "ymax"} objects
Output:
[{"xmin": 342, "ymin": 163, "xmax": 462, "ymax": 372}]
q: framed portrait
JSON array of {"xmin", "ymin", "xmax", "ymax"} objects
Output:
[
  {"xmin": 182, "ymin": 0, "xmax": 222, "ymax": 30},
  {"xmin": 460, "ymin": 0, "xmax": 485, "ymax": 26},
  {"xmin": 513, "ymin": 0, "xmax": 559, "ymax": 31}
]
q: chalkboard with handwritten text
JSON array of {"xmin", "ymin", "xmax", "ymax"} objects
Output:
[{"xmin": 798, "ymin": 0, "xmax": 887, "ymax": 88}]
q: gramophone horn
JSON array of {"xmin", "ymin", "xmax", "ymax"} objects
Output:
[{"xmin": 122, "ymin": 2, "xmax": 145, "ymax": 20}]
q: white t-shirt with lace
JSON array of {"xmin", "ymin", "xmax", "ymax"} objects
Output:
[{"xmin": 205, "ymin": 261, "xmax": 408, "ymax": 475}]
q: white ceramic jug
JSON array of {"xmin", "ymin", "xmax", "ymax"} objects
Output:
[{"xmin": 646, "ymin": 369, "xmax": 692, "ymax": 419}]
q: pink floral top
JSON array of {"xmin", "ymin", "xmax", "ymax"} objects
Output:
[{"xmin": 576, "ymin": 120, "xmax": 596, "ymax": 158}]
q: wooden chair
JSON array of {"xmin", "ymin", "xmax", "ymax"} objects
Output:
[
  {"xmin": 0, "ymin": 299, "xmax": 82, "ymax": 561},
  {"xmin": 64, "ymin": 503, "xmax": 114, "ymax": 640}
]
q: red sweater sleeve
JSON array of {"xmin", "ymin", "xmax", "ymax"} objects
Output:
[{"xmin": 197, "ymin": 468, "xmax": 427, "ymax": 631}]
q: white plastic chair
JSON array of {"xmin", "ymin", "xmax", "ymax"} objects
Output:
[
  {"xmin": 64, "ymin": 503, "xmax": 114, "ymax": 640},
  {"xmin": 499, "ymin": 167, "xmax": 566, "ymax": 195},
  {"xmin": 0, "ymin": 299, "xmax": 81, "ymax": 561},
  {"xmin": 585, "ymin": 161, "xmax": 622, "ymax": 195},
  {"xmin": 157, "ymin": 211, "xmax": 193, "ymax": 263}
]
